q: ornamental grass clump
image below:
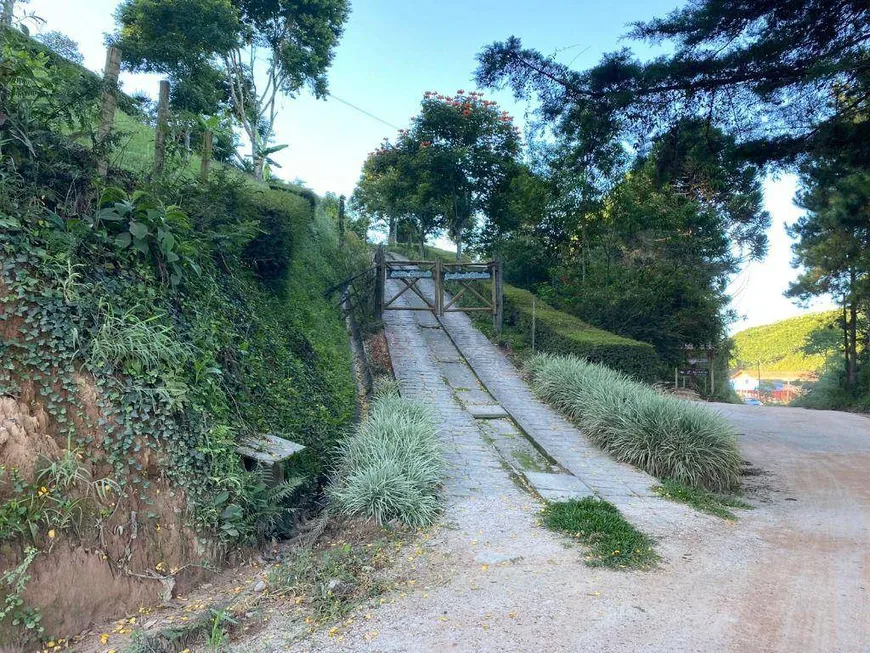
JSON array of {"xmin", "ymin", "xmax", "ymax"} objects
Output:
[
  {"xmin": 328, "ymin": 390, "xmax": 443, "ymax": 527},
  {"xmin": 526, "ymin": 354, "xmax": 741, "ymax": 491}
]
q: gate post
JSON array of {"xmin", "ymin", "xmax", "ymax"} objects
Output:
[
  {"xmin": 374, "ymin": 245, "xmax": 385, "ymax": 320},
  {"xmin": 493, "ymin": 257, "xmax": 503, "ymax": 336},
  {"xmin": 434, "ymin": 259, "xmax": 443, "ymax": 316}
]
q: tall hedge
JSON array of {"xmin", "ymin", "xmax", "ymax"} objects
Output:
[{"xmin": 501, "ymin": 285, "xmax": 660, "ymax": 382}]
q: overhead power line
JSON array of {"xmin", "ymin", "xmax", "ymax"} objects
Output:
[{"xmin": 327, "ymin": 93, "xmax": 400, "ymax": 130}]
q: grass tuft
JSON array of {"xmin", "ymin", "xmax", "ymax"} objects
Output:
[
  {"xmin": 654, "ymin": 478, "xmax": 753, "ymax": 520},
  {"xmin": 328, "ymin": 390, "xmax": 443, "ymax": 527},
  {"xmin": 527, "ymin": 353, "xmax": 742, "ymax": 491},
  {"xmin": 542, "ymin": 498, "xmax": 658, "ymax": 569}
]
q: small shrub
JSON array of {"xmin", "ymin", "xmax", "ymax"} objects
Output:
[
  {"xmin": 527, "ymin": 353, "xmax": 741, "ymax": 491},
  {"xmin": 328, "ymin": 392, "xmax": 442, "ymax": 527},
  {"xmin": 542, "ymin": 499, "xmax": 658, "ymax": 569}
]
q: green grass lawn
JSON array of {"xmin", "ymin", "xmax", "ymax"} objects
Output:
[{"xmin": 542, "ymin": 498, "xmax": 659, "ymax": 569}]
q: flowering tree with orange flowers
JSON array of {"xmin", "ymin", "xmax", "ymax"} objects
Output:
[{"xmin": 354, "ymin": 90, "xmax": 521, "ymax": 259}]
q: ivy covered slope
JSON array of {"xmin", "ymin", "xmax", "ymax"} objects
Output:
[
  {"xmin": 732, "ymin": 311, "xmax": 840, "ymax": 375},
  {"xmin": 0, "ymin": 120, "xmax": 364, "ymax": 644}
]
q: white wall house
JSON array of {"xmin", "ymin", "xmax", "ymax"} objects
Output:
[{"xmin": 730, "ymin": 371, "xmax": 759, "ymax": 393}]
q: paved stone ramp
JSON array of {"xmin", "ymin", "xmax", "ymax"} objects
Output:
[
  {"xmin": 382, "ymin": 278, "xmax": 568, "ymax": 564},
  {"xmin": 387, "ymin": 263, "xmax": 697, "ymax": 535},
  {"xmin": 384, "ymin": 298, "xmax": 516, "ymax": 501}
]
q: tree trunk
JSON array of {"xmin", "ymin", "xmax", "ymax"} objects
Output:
[
  {"xmin": 1, "ymin": 0, "xmax": 13, "ymax": 26},
  {"xmin": 388, "ymin": 216, "xmax": 397, "ymax": 245},
  {"xmin": 418, "ymin": 231, "xmax": 426, "ymax": 258},
  {"xmin": 848, "ymin": 300, "xmax": 858, "ymax": 390},
  {"xmin": 842, "ymin": 304, "xmax": 851, "ymax": 385},
  {"xmin": 455, "ymin": 235, "xmax": 462, "ymax": 262},
  {"xmin": 252, "ymin": 151, "xmax": 265, "ymax": 180}
]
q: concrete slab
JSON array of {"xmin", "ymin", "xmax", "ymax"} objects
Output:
[
  {"xmin": 454, "ymin": 387, "xmax": 495, "ymax": 405},
  {"xmin": 523, "ymin": 472, "xmax": 593, "ymax": 501},
  {"xmin": 415, "ymin": 311, "xmax": 441, "ymax": 329},
  {"xmin": 439, "ymin": 361, "xmax": 480, "ymax": 389},
  {"xmin": 422, "ymin": 328, "xmax": 463, "ymax": 362},
  {"xmin": 467, "ymin": 404, "xmax": 509, "ymax": 419}
]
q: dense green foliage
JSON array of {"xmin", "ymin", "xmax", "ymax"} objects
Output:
[
  {"xmin": 111, "ymin": 0, "xmax": 350, "ymax": 178},
  {"xmin": 541, "ymin": 499, "xmax": 658, "ymax": 569},
  {"xmin": 328, "ymin": 390, "xmax": 443, "ymax": 527},
  {"xmin": 489, "ymin": 285, "xmax": 660, "ymax": 382},
  {"xmin": 475, "ymin": 0, "xmax": 869, "ymax": 402},
  {"xmin": 732, "ymin": 311, "xmax": 840, "ymax": 374},
  {"xmin": 0, "ymin": 30, "xmax": 366, "ymax": 642},
  {"xmin": 527, "ymin": 354, "xmax": 741, "ymax": 491},
  {"xmin": 353, "ymin": 91, "xmax": 521, "ymax": 258},
  {"xmin": 0, "ymin": 168, "xmax": 361, "ymax": 541},
  {"xmin": 478, "ymin": 119, "xmax": 769, "ymax": 384},
  {"xmin": 477, "ymin": 2, "xmax": 869, "ymax": 167},
  {"xmin": 787, "ymin": 162, "xmax": 870, "ymax": 402}
]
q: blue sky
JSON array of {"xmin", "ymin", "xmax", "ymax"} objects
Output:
[{"xmin": 26, "ymin": 0, "xmax": 836, "ymax": 329}]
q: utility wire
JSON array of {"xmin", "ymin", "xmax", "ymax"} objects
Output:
[{"xmin": 327, "ymin": 93, "xmax": 400, "ymax": 130}]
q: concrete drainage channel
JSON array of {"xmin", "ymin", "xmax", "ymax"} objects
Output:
[{"xmin": 414, "ymin": 309, "xmax": 592, "ymax": 503}]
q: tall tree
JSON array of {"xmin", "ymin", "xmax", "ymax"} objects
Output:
[
  {"xmin": 476, "ymin": 1, "xmax": 870, "ymax": 169},
  {"xmin": 548, "ymin": 120, "xmax": 769, "ymax": 361},
  {"xmin": 111, "ymin": 0, "xmax": 349, "ymax": 179},
  {"xmin": 788, "ymin": 162, "xmax": 870, "ymax": 390},
  {"xmin": 412, "ymin": 90, "xmax": 521, "ymax": 259},
  {"xmin": 353, "ymin": 132, "xmax": 446, "ymax": 254},
  {"xmin": 353, "ymin": 91, "xmax": 521, "ymax": 259}
]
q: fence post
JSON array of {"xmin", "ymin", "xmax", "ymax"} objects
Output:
[
  {"xmin": 710, "ymin": 351, "xmax": 715, "ymax": 397},
  {"xmin": 200, "ymin": 130, "xmax": 213, "ymax": 182},
  {"xmin": 97, "ymin": 46, "xmax": 122, "ymax": 178},
  {"xmin": 153, "ymin": 79, "xmax": 170, "ymax": 176},
  {"xmin": 493, "ymin": 257, "xmax": 503, "ymax": 336},
  {"xmin": 434, "ymin": 259, "xmax": 443, "ymax": 316},
  {"xmin": 374, "ymin": 245, "xmax": 385, "ymax": 321},
  {"xmin": 532, "ymin": 296, "xmax": 536, "ymax": 352}
]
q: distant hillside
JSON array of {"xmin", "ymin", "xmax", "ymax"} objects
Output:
[{"xmin": 732, "ymin": 311, "xmax": 840, "ymax": 375}]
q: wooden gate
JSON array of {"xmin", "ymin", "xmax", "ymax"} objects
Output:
[{"xmin": 374, "ymin": 247, "xmax": 502, "ymax": 333}]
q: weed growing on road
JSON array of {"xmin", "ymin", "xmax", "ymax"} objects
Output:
[
  {"xmin": 654, "ymin": 479, "xmax": 753, "ymax": 520},
  {"xmin": 542, "ymin": 498, "xmax": 659, "ymax": 569},
  {"xmin": 527, "ymin": 354, "xmax": 741, "ymax": 491}
]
